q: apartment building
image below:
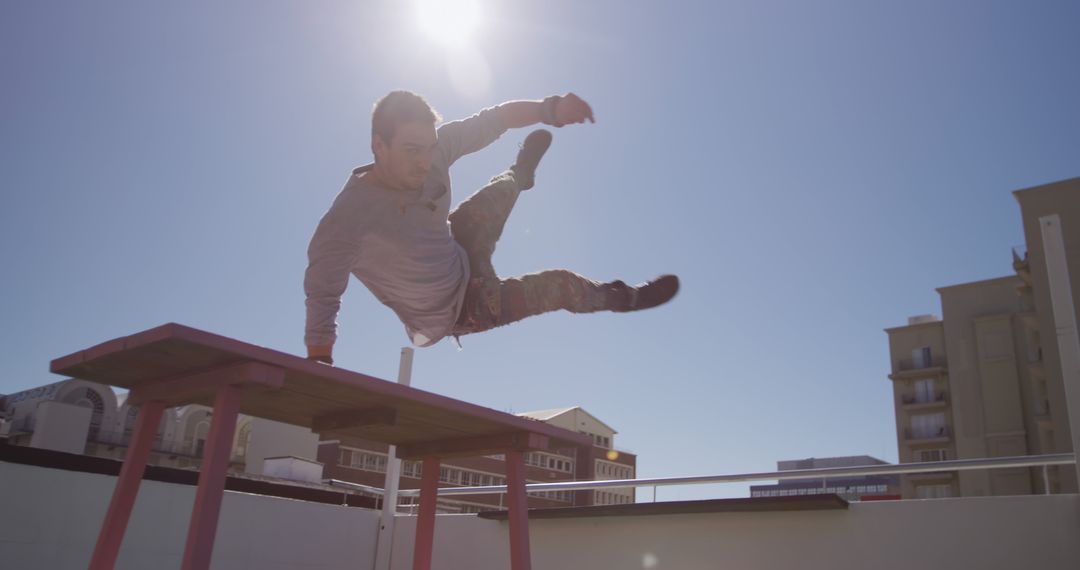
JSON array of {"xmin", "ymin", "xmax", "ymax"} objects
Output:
[{"xmin": 885, "ymin": 177, "xmax": 1080, "ymax": 498}]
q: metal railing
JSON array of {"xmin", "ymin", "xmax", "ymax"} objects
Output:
[
  {"xmin": 894, "ymin": 358, "xmax": 947, "ymax": 372},
  {"xmin": 904, "ymin": 427, "xmax": 951, "ymax": 440},
  {"xmin": 901, "ymin": 392, "xmax": 947, "ymax": 405},
  {"xmin": 328, "ymin": 453, "xmax": 1074, "ymax": 499}
]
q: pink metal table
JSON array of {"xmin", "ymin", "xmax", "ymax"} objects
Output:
[{"xmin": 51, "ymin": 323, "xmax": 590, "ymax": 570}]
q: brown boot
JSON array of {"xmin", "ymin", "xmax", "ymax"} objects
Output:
[
  {"xmin": 510, "ymin": 129, "xmax": 552, "ymax": 190},
  {"xmin": 610, "ymin": 275, "xmax": 680, "ymax": 312}
]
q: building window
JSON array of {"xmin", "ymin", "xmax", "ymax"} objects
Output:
[
  {"xmin": 524, "ymin": 451, "xmax": 575, "ymax": 472},
  {"xmin": 581, "ymin": 431, "xmax": 612, "ymax": 449},
  {"xmin": 403, "ymin": 460, "xmax": 422, "ymax": 478},
  {"xmin": 338, "ymin": 448, "xmax": 389, "ymax": 474},
  {"xmin": 914, "ymin": 379, "xmax": 936, "ymax": 403},
  {"xmin": 913, "ymin": 346, "xmax": 932, "ymax": 368},
  {"xmin": 596, "ymin": 460, "xmax": 634, "ymax": 481},
  {"xmin": 911, "ymin": 413, "xmax": 946, "ymax": 439}
]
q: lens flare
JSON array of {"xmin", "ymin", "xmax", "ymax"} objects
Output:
[
  {"xmin": 416, "ymin": 0, "xmax": 482, "ymax": 48},
  {"xmin": 606, "ymin": 450, "xmax": 620, "ymax": 461}
]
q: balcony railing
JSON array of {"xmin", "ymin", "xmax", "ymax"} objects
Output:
[
  {"xmin": 894, "ymin": 358, "xmax": 947, "ymax": 373},
  {"xmin": 904, "ymin": 427, "xmax": 951, "ymax": 441},
  {"xmin": 901, "ymin": 392, "xmax": 947, "ymax": 406}
]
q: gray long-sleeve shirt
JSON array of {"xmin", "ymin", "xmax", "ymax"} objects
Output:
[{"xmin": 304, "ymin": 107, "xmax": 508, "ymax": 348}]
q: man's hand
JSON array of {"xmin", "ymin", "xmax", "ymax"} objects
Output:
[
  {"xmin": 307, "ymin": 344, "xmax": 334, "ymax": 365},
  {"xmin": 554, "ymin": 92, "xmax": 595, "ymax": 125}
]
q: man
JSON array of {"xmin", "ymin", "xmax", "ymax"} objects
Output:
[{"xmin": 304, "ymin": 91, "xmax": 678, "ymax": 364}]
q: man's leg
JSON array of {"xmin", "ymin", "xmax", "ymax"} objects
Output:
[
  {"xmin": 496, "ymin": 270, "xmax": 631, "ymax": 324},
  {"xmin": 453, "ymin": 271, "xmax": 679, "ymax": 336},
  {"xmin": 449, "ymin": 129, "xmax": 678, "ymax": 336},
  {"xmin": 449, "ymin": 129, "xmax": 552, "ymax": 278},
  {"xmin": 448, "ymin": 171, "xmax": 521, "ymax": 279}
]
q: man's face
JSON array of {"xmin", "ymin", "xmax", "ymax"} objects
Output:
[{"xmin": 373, "ymin": 120, "xmax": 438, "ymax": 191}]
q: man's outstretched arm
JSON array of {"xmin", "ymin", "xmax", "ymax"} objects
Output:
[
  {"xmin": 437, "ymin": 93, "xmax": 595, "ymax": 167},
  {"xmin": 495, "ymin": 93, "xmax": 596, "ymax": 129}
]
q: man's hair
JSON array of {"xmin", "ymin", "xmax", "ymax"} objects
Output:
[{"xmin": 371, "ymin": 90, "xmax": 441, "ymax": 145}]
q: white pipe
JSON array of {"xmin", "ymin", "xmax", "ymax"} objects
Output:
[
  {"xmin": 373, "ymin": 347, "xmax": 414, "ymax": 570},
  {"xmin": 1038, "ymin": 214, "xmax": 1080, "ymax": 490}
]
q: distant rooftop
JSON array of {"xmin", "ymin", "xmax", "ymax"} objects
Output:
[
  {"xmin": 515, "ymin": 406, "xmax": 578, "ymax": 421},
  {"xmin": 778, "ymin": 455, "xmax": 890, "ymax": 470},
  {"xmin": 907, "ymin": 314, "xmax": 939, "ymax": 325}
]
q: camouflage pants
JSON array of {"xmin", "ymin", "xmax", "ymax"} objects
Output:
[{"xmin": 449, "ymin": 172, "xmax": 627, "ymax": 336}]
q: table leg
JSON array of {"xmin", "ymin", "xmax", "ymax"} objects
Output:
[
  {"xmin": 412, "ymin": 456, "xmax": 441, "ymax": 570},
  {"xmin": 505, "ymin": 449, "xmax": 532, "ymax": 570},
  {"xmin": 180, "ymin": 384, "xmax": 242, "ymax": 570},
  {"xmin": 88, "ymin": 399, "xmax": 166, "ymax": 570}
]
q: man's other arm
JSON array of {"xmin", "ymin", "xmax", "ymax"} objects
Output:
[{"xmin": 304, "ymin": 213, "xmax": 361, "ymax": 364}]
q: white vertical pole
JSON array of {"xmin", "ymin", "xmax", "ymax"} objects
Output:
[
  {"xmin": 373, "ymin": 347, "xmax": 414, "ymax": 570},
  {"xmin": 1038, "ymin": 214, "xmax": 1080, "ymax": 490}
]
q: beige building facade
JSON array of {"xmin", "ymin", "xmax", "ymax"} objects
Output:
[{"xmin": 885, "ymin": 177, "xmax": 1080, "ymax": 499}]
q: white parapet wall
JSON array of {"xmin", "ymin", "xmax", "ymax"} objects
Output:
[
  {"xmin": 2, "ymin": 458, "xmax": 1079, "ymax": 570},
  {"xmin": 386, "ymin": 495, "xmax": 1080, "ymax": 570},
  {"xmin": 0, "ymin": 460, "xmax": 380, "ymax": 570}
]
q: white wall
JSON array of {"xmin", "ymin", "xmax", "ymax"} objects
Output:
[
  {"xmin": 3, "ymin": 458, "xmax": 1079, "ymax": 570},
  {"xmin": 0, "ymin": 461, "xmax": 380, "ymax": 570},
  {"xmin": 386, "ymin": 496, "xmax": 1080, "ymax": 570},
  {"xmin": 245, "ymin": 417, "xmax": 320, "ymax": 475},
  {"xmin": 262, "ymin": 455, "xmax": 324, "ymax": 483}
]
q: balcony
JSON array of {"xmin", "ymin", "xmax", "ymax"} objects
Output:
[
  {"xmin": 888, "ymin": 359, "xmax": 946, "ymax": 380},
  {"xmin": 900, "ymin": 391, "xmax": 947, "ymax": 410},
  {"xmin": 904, "ymin": 427, "xmax": 951, "ymax": 443}
]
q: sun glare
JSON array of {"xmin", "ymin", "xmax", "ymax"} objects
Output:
[{"xmin": 416, "ymin": 0, "xmax": 483, "ymax": 48}]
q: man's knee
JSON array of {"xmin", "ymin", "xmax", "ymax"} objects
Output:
[
  {"xmin": 528, "ymin": 270, "xmax": 587, "ymax": 312},
  {"xmin": 496, "ymin": 279, "xmax": 528, "ymax": 326}
]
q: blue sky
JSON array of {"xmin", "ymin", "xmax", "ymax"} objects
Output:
[{"xmin": 2, "ymin": 0, "xmax": 1078, "ymax": 499}]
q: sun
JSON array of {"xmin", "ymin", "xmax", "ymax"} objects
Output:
[{"xmin": 416, "ymin": 0, "xmax": 483, "ymax": 48}]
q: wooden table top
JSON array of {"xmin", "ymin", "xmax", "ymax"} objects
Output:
[{"xmin": 51, "ymin": 323, "xmax": 592, "ymax": 458}]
